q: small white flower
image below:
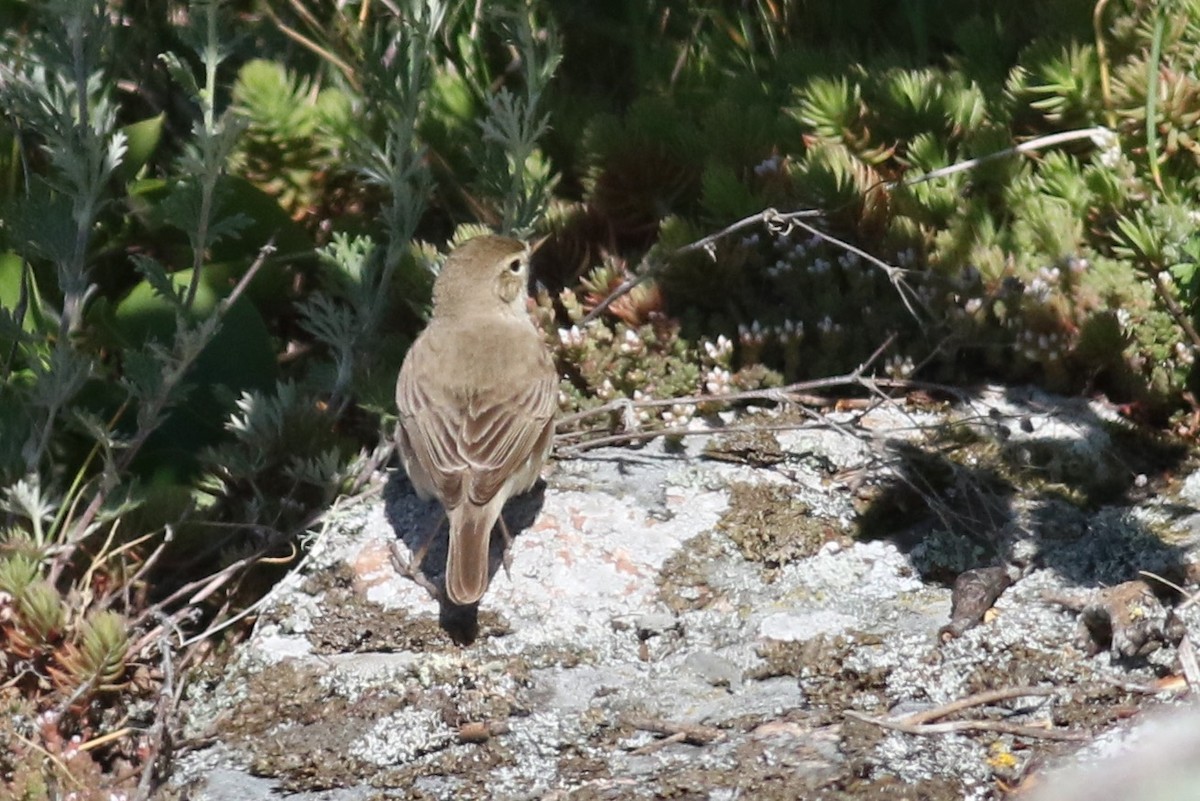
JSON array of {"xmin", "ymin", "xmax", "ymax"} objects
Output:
[
  {"xmin": 885, "ymin": 355, "xmax": 915, "ymax": 379},
  {"xmin": 704, "ymin": 367, "xmax": 733, "ymax": 395},
  {"xmin": 965, "ymin": 297, "xmax": 983, "ymax": 314},
  {"xmin": 618, "ymin": 329, "xmax": 643, "ymax": 354},
  {"xmin": 704, "ymin": 335, "xmax": 733, "ymax": 361},
  {"xmin": 557, "ymin": 325, "xmax": 585, "ymax": 348},
  {"xmin": 739, "ymin": 321, "xmax": 766, "ymax": 346},
  {"xmin": 662, "ymin": 403, "xmax": 694, "ymax": 427},
  {"xmin": 1038, "ymin": 266, "xmax": 1061, "ymax": 283},
  {"xmin": 1090, "ymin": 127, "xmax": 1122, "ymax": 168}
]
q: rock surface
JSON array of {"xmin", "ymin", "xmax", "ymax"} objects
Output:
[{"xmin": 169, "ymin": 387, "xmax": 1200, "ymax": 800}]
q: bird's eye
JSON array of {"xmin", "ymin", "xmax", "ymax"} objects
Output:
[{"xmin": 508, "ymin": 258, "xmax": 523, "ymax": 273}]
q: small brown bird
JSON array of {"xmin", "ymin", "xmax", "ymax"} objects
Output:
[{"xmin": 395, "ymin": 235, "xmax": 557, "ymax": 605}]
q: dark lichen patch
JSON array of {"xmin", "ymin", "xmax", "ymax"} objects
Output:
[
  {"xmin": 217, "ymin": 652, "xmax": 542, "ymax": 793},
  {"xmin": 809, "ymin": 776, "xmax": 964, "ymax": 801},
  {"xmin": 300, "ymin": 561, "xmax": 356, "ymax": 596},
  {"xmin": 372, "ymin": 742, "xmax": 510, "ymax": 794},
  {"xmin": 656, "ymin": 530, "xmax": 724, "ymax": 612},
  {"xmin": 518, "ymin": 643, "xmax": 598, "ymax": 671},
  {"xmin": 217, "ymin": 660, "xmax": 409, "ymax": 791},
  {"xmin": 556, "ymin": 751, "xmax": 611, "ymax": 784},
  {"xmin": 1048, "ymin": 684, "xmax": 1150, "ymax": 733},
  {"xmin": 750, "ymin": 633, "xmax": 891, "ymax": 714},
  {"xmin": 307, "ymin": 583, "xmax": 434, "ymax": 653},
  {"xmin": 963, "ymin": 641, "xmax": 1086, "ymax": 693},
  {"xmin": 704, "ymin": 429, "xmax": 788, "ymax": 467},
  {"xmin": 585, "ymin": 731, "xmax": 844, "ymax": 801},
  {"xmin": 961, "ymin": 644, "xmax": 1145, "ymax": 735},
  {"xmin": 718, "ymin": 481, "xmax": 836, "ymax": 568}
]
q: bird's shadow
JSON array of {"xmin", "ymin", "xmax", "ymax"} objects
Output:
[{"xmin": 383, "ymin": 470, "xmax": 547, "ymax": 644}]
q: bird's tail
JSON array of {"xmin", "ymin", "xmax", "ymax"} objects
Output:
[{"xmin": 445, "ymin": 503, "xmax": 499, "ymax": 605}]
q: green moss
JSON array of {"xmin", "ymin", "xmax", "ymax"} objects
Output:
[{"xmin": 718, "ymin": 482, "xmax": 833, "ymax": 568}]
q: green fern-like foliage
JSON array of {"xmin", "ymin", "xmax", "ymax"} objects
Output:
[
  {"xmin": 793, "ymin": 76, "xmax": 873, "ymax": 154},
  {"xmin": 60, "ymin": 610, "xmax": 129, "ymax": 690},
  {"xmin": 16, "ymin": 581, "xmax": 64, "ymax": 644},
  {"xmin": 1026, "ymin": 43, "xmax": 1103, "ymax": 126},
  {"xmin": 230, "ymin": 59, "xmax": 352, "ymax": 220},
  {"xmin": 0, "ymin": 550, "xmax": 41, "ymax": 599}
]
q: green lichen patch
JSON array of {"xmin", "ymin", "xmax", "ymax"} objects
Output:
[
  {"xmin": 719, "ymin": 482, "xmax": 837, "ymax": 568},
  {"xmin": 656, "ymin": 530, "xmax": 725, "ymax": 613}
]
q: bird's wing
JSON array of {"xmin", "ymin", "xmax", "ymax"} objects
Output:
[
  {"xmin": 460, "ymin": 356, "xmax": 557, "ymax": 504},
  {"xmin": 396, "ymin": 332, "xmax": 557, "ymax": 509},
  {"xmin": 396, "ymin": 335, "xmax": 468, "ymax": 506}
]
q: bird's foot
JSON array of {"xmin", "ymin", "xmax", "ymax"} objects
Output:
[{"xmin": 389, "ymin": 540, "xmax": 441, "ymax": 601}]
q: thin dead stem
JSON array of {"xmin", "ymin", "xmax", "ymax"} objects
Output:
[
  {"xmin": 553, "ymin": 335, "xmax": 968, "ymax": 455},
  {"xmin": 579, "ymin": 208, "xmax": 822, "ymax": 324},
  {"xmin": 844, "ymin": 681, "xmax": 1163, "ymax": 743},
  {"xmin": 845, "ymin": 710, "xmax": 1089, "ymax": 741}
]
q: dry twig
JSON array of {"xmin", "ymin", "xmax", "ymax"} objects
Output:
[
  {"xmin": 625, "ymin": 715, "xmax": 725, "ymax": 753},
  {"xmin": 844, "ymin": 710, "xmax": 1089, "ymax": 742},
  {"xmin": 554, "ymin": 334, "xmax": 950, "ymax": 454},
  {"xmin": 844, "ymin": 684, "xmax": 1105, "ymax": 743}
]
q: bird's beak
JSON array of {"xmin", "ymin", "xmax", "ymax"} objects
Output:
[{"xmin": 530, "ymin": 234, "xmax": 552, "ymax": 255}]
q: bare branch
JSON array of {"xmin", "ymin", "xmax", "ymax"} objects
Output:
[{"xmin": 580, "ymin": 208, "xmax": 822, "ymax": 324}]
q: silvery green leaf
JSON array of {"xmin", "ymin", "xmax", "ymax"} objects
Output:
[
  {"xmin": 132, "ymin": 255, "xmax": 186, "ymax": 311},
  {"xmin": 160, "ymin": 52, "xmax": 200, "ymax": 99}
]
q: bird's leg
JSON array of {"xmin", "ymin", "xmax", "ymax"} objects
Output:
[
  {"xmin": 389, "ymin": 513, "xmax": 444, "ymax": 600},
  {"xmin": 497, "ymin": 516, "xmax": 514, "ymax": 580}
]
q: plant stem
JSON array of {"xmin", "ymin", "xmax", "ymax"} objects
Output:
[
  {"xmin": 185, "ymin": 0, "xmax": 221, "ymax": 311},
  {"xmin": 1145, "ymin": 6, "xmax": 1165, "ymax": 192}
]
